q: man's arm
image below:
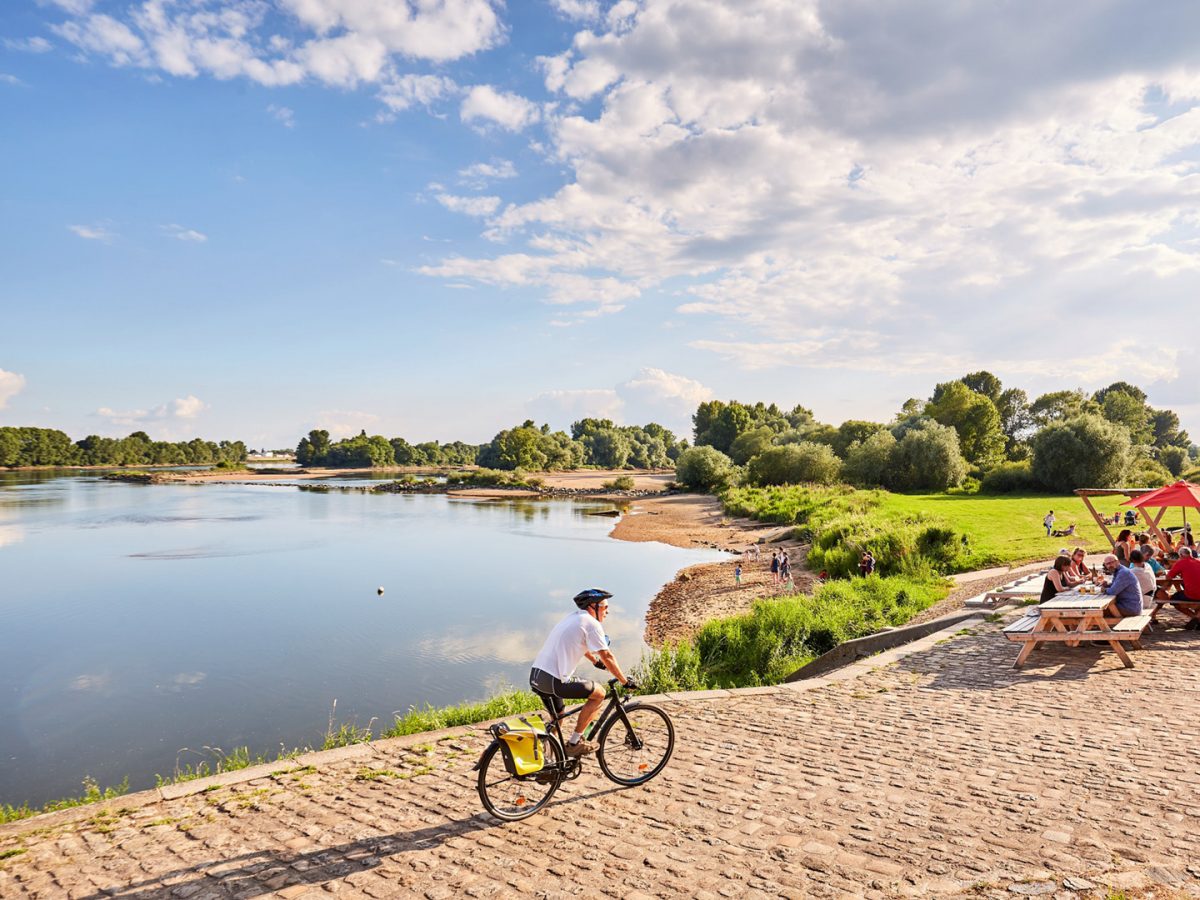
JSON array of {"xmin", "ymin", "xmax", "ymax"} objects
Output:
[{"xmin": 595, "ymin": 648, "xmax": 629, "ymax": 685}]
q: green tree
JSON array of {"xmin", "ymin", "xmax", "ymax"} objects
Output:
[
  {"xmin": 674, "ymin": 446, "xmax": 734, "ymax": 491},
  {"xmin": 842, "ymin": 430, "xmax": 897, "ymax": 488},
  {"xmin": 1100, "ymin": 391, "xmax": 1152, "ymax": 445},
  {"xmin": 1029, "ymin": 414, "xmax": 1132, "ymax": 492},
  {"xmin": 1160, "ymin": 445, "xmax": 1189, "ymax": 477},
  {"xmin": 1029, "ymin": 390, "xmax": 1096, "ymax": 427},
  {"xmin": 1092, "ymin": 381, "xmax": 1147, "ymax": 405},
  {"xmin": 728, "ymin": 426, "xmax": 775, "ymax": 465},
  {"xmin": 925, "ymin": 381, "xmax": 1006, "ymax": 468},
  {"xmin": 296, "ymin": 430, "xmax": 331, "ymax": 466},
  {"xmin": 830, "ymin": 420, "xmax": 886, "ymax": 458},
  {"xmin": 746, "ymin": 443, "xmax": 841, "ymax": 486},
  {"xmin": 581, "ymin": 428, "xmax": 631, "ymax": 468},
  {"xmin": 1151, "ymin": 408, "xmax": 1189, "ymax": 449},
  {"xmin": 888, "ymin": 421, "xmax": 968, "ymax": 491},
  {"xmin": 959, "ymin": 371, "xmax": 1003, "ymax": 404}
]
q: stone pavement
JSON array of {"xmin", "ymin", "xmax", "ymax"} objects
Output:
[{"xmin": 4, "ymin": 613, "xmax": 1200, "ymax": 900}]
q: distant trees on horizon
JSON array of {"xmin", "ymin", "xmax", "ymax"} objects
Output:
[{"xmin": 0, "ymin": 427, "xmax": 248, "ymax": 468}]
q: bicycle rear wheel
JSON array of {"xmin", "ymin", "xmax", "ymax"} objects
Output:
[
  {"xmin": 476, "ymin": 735, "xmax": 563, "ymax": 821},
  {"xmin": 596, "ymin": 703, "xmax": 674, "ymax": 786}
]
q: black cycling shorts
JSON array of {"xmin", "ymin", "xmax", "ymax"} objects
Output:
[{"xmin": 529, "ymin": 667, "xmax": 595, "ymax": 701}]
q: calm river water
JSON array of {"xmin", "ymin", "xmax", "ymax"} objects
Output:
[{"xmin": 0, "ymin": 471, "xmax": 723, "ymax": 807}]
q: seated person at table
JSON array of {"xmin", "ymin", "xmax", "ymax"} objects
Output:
[
  {"xmin": 1066, "ymin": 547, "xmax": 1091, "ymax": 582},
  {"xmin": 1039, "ymin": 556, "xmax": 1075, "ymax": 602},
  {"xmin": 1103, "ymin": 554, "xmax": 1144, "ymax": 618},
  {"xmin": 1140, "ymin": 543, "xmax": 1165, "ymax": 575},
  {"xmin": 1165, "ymin": 547, "xmax": 1200, "ymax": 630},
  {"xmin": 1113, "ymin": 529, "xmax": 1135, "ymax": 567},
  {"xmin": 1129, "ymin": 550, "xmax": 1156, "ymax": 607}
]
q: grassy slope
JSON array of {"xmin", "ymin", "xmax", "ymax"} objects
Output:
[{"xmin": 878, "ymin": 492, "xmax": 1193, "ymax": 567}]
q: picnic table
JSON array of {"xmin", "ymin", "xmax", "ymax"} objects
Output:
[
  {"xmin": 1150, "ymin": 574, "xmax": 1200, "ymax": 628},
  {"xmin": 1003, "ymin": 588, "xmax": 1151, "ymax": 669}
]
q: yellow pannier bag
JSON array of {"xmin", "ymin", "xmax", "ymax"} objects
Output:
[{"xmin": 493, "ymin": 715, "xmax": 547, "ymax": 776}]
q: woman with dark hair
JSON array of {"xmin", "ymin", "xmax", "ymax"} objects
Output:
[
  {"xmin": 1039, "ymin": 555, "xmax": 1074, "ymax": 603},
  {"xmin": 1066, "ymin": 547, "xmax": 1090, "ymax": 583},
  {"xmin": 1114, "ymin": 529, "xmax": 1135, "ymax": 567}
]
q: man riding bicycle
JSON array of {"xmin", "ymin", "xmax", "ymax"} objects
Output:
[{"xmin": 529, "ymin": 589, "xmax": 635, "ymax": 758}]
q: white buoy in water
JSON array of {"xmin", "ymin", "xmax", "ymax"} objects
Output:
[{"xmin": 377, "ymin": 586, "xmax": 385, "ymax": 595}]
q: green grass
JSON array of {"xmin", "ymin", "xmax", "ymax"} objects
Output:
[
  {"xmin": 0, "ymin": 777, "xmax": 130, "ymax": 825},
  {"xmin": 154, "ymin": 746, "xmax": 269, "ymax": 787},
  {"xmin": 0, "ymin": 848, "xmax": 28, "ymax": 860},
  {"xmin": 878, "ymin": 491, "xmax": 1193, "ymax": 566},
  {"xmin": 382, "ymin": 690, "xmax": 542, "ymax": 738},
  {"xmin": 634, "ymin": 575, "xmax": 949, "ymax": 690}
]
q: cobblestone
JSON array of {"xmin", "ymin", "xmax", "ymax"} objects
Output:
[{"xmin": 3, "ymin": 617, "xmax": 1200, "ymax": 897}]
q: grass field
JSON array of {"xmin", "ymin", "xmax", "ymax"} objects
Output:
[{"xmin": 876, "ymin": 492, "xmax": 1193, "ymax": 567}]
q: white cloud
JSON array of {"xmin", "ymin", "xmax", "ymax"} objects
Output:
[
  {"xmin": 68, "ymin": 223, "xmax": 114, "ymax": 242},
  {"xmin": 0, "ymin": 74, "xmax": 24, "ymax": 86},
  {"xmin": 267, "ymin": 103, "xmax": 295, "ymax": 128},
  {"xmin": 435, "ymin": 193, "xmax": 501, "ymax": 217},
  {"xmin": 460, "ymin": 85, "xmax": 540, "ymax": 131},
  {"xmin": 96, "ymin": 394, "xmax": 208, "ymax": 428},
  {"xmin": 549, "ymin": 0, "xmax": 601, "ymax": 22},
  {"xmin": 4, "ymin": 37, "xmax": 53, "ymax": 53},
  {"xmin": 376, "ymin": 73, "xmax": 457, "ymax": 116},
  {"xmin": 458, "ymin": 159, "xmax": 517, "ymax": 187},
  {"xmin": 419, "ymin": 0, "xmax": 1200, "ymax": 378},
  {"xmin": 0, "ymin": 369, "xmax": 26, "ymax": 409},
  {"xmin": 162, "ymin": 224, "xmax": 208, "ymax": 242},
  {"xmin": 45, "ymin": 0, "xmax": 503, "ymax": 103},
  {"xmin": 526, "ymin": 368, "xmax": 712, "ymax": 435}
]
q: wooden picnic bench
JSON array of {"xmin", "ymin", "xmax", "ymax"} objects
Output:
[
  {"xmin": 1003, "ymin": 590, "xmax": 1151, "ymax": 669},
  {"xmin": 1150, "ymin": 575, "xmax": 1200, "ymax": 628}
]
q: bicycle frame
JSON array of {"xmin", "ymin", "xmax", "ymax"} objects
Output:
[{"xmin": 536, "ymin": 680, "xmax": 646, "ymax": 765}]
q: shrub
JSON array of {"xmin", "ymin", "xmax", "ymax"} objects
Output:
[
  {"xmin": 842, "ymin": 430, "xmax": 896, "ymax": 487},
  {"xmin": 631, "ymin": 642, "xmax": 707, "ymax": 693},
  {"xmin": 746, "ymin": 442, "xmax": 841, "ymax": 486},
  {"xmin": 674, "ymin": 446, "xmax": 734, "ymax": 491},
  {"xmin": 383, "ymin": 690, "xmax": 542, "ymax": 737},
  {"xmin": 603, "ymin": 475, "xmax": 636, "ymax": 490},
  {"xmin": 1126, "ymin": 455, "xmax": 1173, "ymax": 488},
  {"xmin": 887, "ymin": 421, "xmax": 968, "ymax": 491},
  {"xmin": 979, "ymin": 460, "xmax": 1043, "ymax": 493},
  {"xmin": 1029, "ymin": 414, "xmax": 1132, "ymax": 492},
  {"xmin": 1160, "ymin": 446, "xmax": 1189, "ymax": 477}
]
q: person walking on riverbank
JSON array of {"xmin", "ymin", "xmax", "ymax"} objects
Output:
[
  {"xmin": 734, "ymin": 564, "xmax": 742, "ymax": 586},
  {"xmin": 770, "ymin": 551, "xmax": 780, "ymax": 585}
]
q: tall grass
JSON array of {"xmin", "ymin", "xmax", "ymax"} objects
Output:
[
  {"xmin": 722, "ymin": 483, "xmax": 987, "ymax": 577},
  {"xmin": 0, "ymin": 777, "xmax": 130, "ymax": 825},
  {"xmin": 382, "ymin": 690, "xmax": 543, "ymax": 737},
  {"xmin": 633, "ymin": 575, "xmax": 948, "ymax": 691}
]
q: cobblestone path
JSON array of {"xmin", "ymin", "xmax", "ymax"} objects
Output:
[{"xmin": 3, "ymin": 617, "xmax": 1200, "ymax": 899}]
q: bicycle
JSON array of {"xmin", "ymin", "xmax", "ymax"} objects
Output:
[{"xmin": 473, "ymin": 678, "xmax": 675, "ymax": 821}]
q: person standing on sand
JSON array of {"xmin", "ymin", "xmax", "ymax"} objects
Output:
[
  {"xmin": 734, "ymin": 563, "xmax": 742, "ymax": 586},
  {"xmin": 770, "ymin": 551, "xmax": 780, "ymax": 585},
  {"xmin": 780, "ymin": 550, "xmax": 790, "ymax": 583}
]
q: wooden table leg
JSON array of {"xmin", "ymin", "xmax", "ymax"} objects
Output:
[
  {"xmin": 1013, "ymin": 639, "xmax": 1038, "ymax": 668},
  {"xmin": 1109, "ymin": 639, "xmax": 1134, "ymax": 668}
]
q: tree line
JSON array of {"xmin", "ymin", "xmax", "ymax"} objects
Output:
[
  {"xmin": 0, "ymin": 427, "xmax": 248, "ymax": 468},
  {"xmin": 675, "ymin": 374, "xmax": 1198, "ymax": 493},
  {"xmin": 294, "ymin": 418, "xmax": 688, "ymax": 471}
]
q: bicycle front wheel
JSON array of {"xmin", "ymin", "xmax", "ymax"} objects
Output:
[
  {"xmin": 597, "ymin": 703, "xmax": 674, "ymax": 786},
  {"xmin": 476, "ymin": 736, "xmax": 563, "ymax": 821}
]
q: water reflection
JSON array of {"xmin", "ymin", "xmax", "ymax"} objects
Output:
[{"xmin": 0, "ymin": 472, "xmax": 725, "ymax": 807}]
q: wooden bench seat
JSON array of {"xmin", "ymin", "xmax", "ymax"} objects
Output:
[
  {"xmin": 1111, "ymin": 614, "xmax": 1152, "ymax": 633},
  {"xmin": 1002, "ymin": 616, "xmax": 1039, "ymax": 638}
]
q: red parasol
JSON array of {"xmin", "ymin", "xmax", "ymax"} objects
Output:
[
  {"xmin": 1123, "ymin": 481, "xmax": 1200, "ymax": 509},
  {"xmin": 1123, "ymin": 480, "xmax": 1200, "ymax": 532}
]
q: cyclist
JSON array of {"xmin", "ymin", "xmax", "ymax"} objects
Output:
[{"xmin": 529, "ymin": 588, "xmax": 635, "ymax": 758}]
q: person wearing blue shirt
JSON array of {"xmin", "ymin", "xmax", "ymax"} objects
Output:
[{"xmin": 1103, "ymin": 554, "xmax": 1144, "ymax": 616}]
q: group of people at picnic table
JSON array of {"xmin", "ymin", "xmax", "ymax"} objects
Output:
[{"xmin": 1040, "ymin": 525, "xmax": 1200, "ymax": 628}]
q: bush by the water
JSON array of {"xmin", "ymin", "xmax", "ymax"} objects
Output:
[
  {"xmin": 746, "ymin": 442, "xmax": 841, "ymax": 486},
  {"xmin": 674, "ymin": 446, "xmax": 734, "ymax": 490},
  {"xmin": 602, "ymin": 475, "xmax": 636, "ymax": 490},
  {"xmin": 443, "ymin": 468, "xmax": 543, "ymax": 488},
  {"xmin": 383, "ymin": 690, "xmax": 542, "ymax": 737},
  {"xmin": 632, "ymin": 575, "xmax": 947, "ymax": 690}
]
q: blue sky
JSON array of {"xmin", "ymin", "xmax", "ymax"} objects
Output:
[{"xmin": 2, "ymin": 0, "xmax": 1199, "ymax": 450}]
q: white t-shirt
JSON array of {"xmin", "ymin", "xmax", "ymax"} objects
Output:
[
  {"xmin": 532, "ymin": 610, "xmax": 609, "ymax": 681},
  {"xmin": 1132, "ymin": 564, "xmax": 1156, "ymax": 603}
]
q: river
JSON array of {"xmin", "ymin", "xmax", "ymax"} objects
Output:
[{"xmin": 0, "ymin": 471, "xmax": 723, "ymax": 807}]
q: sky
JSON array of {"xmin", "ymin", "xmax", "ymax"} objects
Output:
[{"xmin": 2, "ymin": 0, "xmax": 1199, "ymax": 451}]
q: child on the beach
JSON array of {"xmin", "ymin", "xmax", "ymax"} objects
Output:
[{"xmin": 734, "ymin": 564, "xmax": 742, "ymax": 586}]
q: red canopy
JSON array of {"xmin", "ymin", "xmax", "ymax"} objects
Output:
[{"xmin": 1122, "ymin": 480, "xmax": 1200, "ymax": 509}]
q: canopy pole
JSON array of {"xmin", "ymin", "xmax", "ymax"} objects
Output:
[
  {"xmin": 1079, "ymin": 494, "xmax": 1117, "ymax": 547},
  {"xmin": 1144, "ymin": 506, "xmax": 1170, "ymax": 551}
]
